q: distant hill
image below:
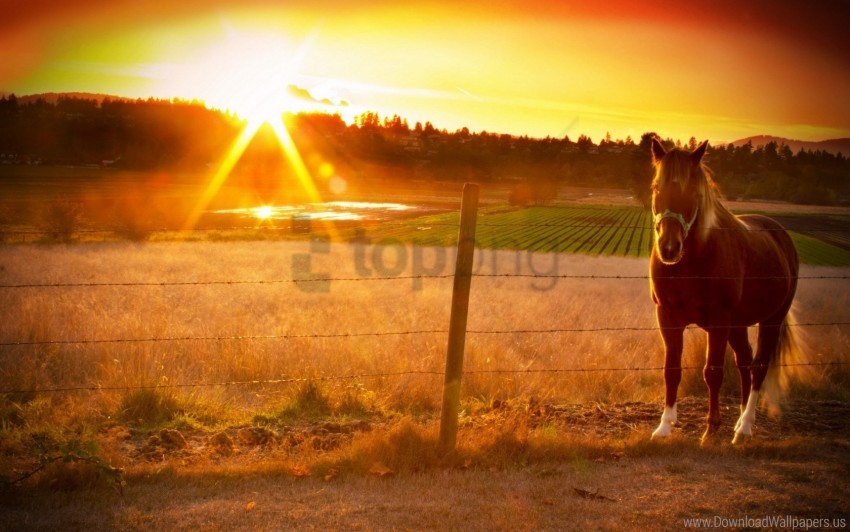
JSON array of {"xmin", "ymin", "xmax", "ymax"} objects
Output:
[{"xmin": 728, "ymin": 135, "xmax": 850, "ymax": 156}]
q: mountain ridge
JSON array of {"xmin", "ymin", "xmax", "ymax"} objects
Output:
[{"xmin": 727, "ymin": 135, "xmax": 850, "ymax": 156}]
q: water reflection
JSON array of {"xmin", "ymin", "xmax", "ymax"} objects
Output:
[{"xmin": 211, "ymin": 201, "xmax": 417, "ymax": 221}]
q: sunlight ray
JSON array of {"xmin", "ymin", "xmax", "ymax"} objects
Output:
[
  {"xmin": 179, "ymin": 27, "xmax": 334, "ymax": 235},
  {"xmin": 269, "ymin": 116, "xmax": 338, "ymax": 239},
  {"xmin": 269, "ymin": 118, "xmax": 321, "ymax": 204},
  {"xmin": 182, "ymin": 119, "xmax": 263, "ymax": 232}
]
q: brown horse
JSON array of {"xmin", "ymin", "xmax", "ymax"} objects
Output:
[{"xmin": 648, "ymin": 138, "xmax": 800, "ymax": 444}]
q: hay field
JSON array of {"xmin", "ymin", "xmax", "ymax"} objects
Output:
[
  {"xmin": 2, "ymin": 240, "xmax": 848, "ymax": 417},
  {"xmin": 2, "ymin": 240, "xmax": 850, "ymax": 528}
]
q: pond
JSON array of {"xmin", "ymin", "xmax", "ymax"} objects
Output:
[{"xmin": 211, "ymin": 201, "xmax": 424, "ymax": 222}]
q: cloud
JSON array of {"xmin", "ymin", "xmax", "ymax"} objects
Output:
[{"xmin": 287, "ymin": 84, "xmax": 348, "ymax": 107}]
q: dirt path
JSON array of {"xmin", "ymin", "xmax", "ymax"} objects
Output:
[{"xmin": 2, "ymin": 398, "xmax": 849, "ymax": 530}]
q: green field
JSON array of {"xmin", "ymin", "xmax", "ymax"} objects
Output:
[
  {"xmin": 356, "ymin": 205, "xmax": 850, "ymax": 267},
  {"xmin": 2, "ymin": 165, "xmax": 849, "ymax": 266}
]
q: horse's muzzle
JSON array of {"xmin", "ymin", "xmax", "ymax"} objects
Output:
[
  {"xmin": 656, "ymin": 224, "xmax": 684, "ymax": 264},
  {"xmin": 658, "ymin": 238, "xmax": 683, "ymax": 264}
]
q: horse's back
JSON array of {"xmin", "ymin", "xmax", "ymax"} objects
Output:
[
  {"xmin": 736, "ymin": 214, "xmax": 799, "ymax": 273},
  {"xmin": 734, "ymin": 214, "xmax": 799, "ymax": 322}
]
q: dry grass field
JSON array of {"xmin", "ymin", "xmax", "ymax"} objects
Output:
[{"xmin": 1, "ymin": 240, "xmax": 849, "ymax": 528}]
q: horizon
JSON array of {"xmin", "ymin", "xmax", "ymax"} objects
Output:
[
  {"xmin": 5, "ymin": 90, "xmax": 850, "ymax": 149},
  {"xmin": 2, "ymin": 1, "xmax": 849, "ymax": 144}
]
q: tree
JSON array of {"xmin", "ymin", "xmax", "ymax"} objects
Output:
[
  {"xmin": 576, "ymin": 134, "xmax": 594, "ymax": 152},
  {"xmin": 629, "ymin": 132, "xmax": 659, "ymax": 208}
]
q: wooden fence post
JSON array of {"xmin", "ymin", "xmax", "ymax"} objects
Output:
[{"xmin": 439, "ymin": 183, "xmax": 479, "ymax": 451}]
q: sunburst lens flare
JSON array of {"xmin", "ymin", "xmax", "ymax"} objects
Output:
[{"xmin": 178, "ymin": 29, "xmax": 335, "ymax": 237}]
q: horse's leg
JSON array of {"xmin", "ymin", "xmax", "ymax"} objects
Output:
[
  {"xmin": 732, "ymin": 317, "xmax": 782, "ymax": 445},
  {"xmin": 702, "ymin": 324, "xmax": 730, "ymax": 444},
  {"xmin": 728, "ymin": 326, "xmax": 753, "ymax": 423},
  {"xmin": 652, "ymin": 309, "xmax": 684, "ymax": 439}
]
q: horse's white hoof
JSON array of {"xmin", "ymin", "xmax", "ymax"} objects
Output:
[
  {"xmin": 732, "ymin": 392, "xmax": 758, "ymax": 445},
  {"xmin": 651, "ymin": 424, "xmax": 672, "ymax": 439},
  {"xmin": 651, "ymin": 404, "xmax": 677, "ymax": 440},
  {"xmin": 731, "ymin": 431, "xmax": 752, "ymax": 445}
]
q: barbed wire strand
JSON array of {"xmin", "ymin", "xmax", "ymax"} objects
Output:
[
  {"xmin": 4, "ymin": 220, "xmax": 850, "ymax": 234},
  {"xmin": 2, "ymin": 322, "xmax": 849, "ymax": 348},
  {"xmin": 0, "ymin": 275, "xmax": 455, "ymax": 289},
  {"xmin": 2, "ymin": 361, "xmax": 848, "ymax": 396},
  {"xmin": 1, "ymin": 273, "xmax": 848, "ymax": 289}
]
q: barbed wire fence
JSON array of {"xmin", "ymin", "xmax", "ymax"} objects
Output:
[{"xmin": 2, "ymin": 189, "xmax": 850, "ymax": 405}]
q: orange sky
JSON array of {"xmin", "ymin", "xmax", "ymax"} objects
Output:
[{"xmin": 3, "ymin": 0, "xmax": 849, "ymax": 143}]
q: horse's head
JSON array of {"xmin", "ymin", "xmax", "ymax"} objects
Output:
[{"xmin": 650, "ymin": 138, "xmax": 710, "ymax": 264}]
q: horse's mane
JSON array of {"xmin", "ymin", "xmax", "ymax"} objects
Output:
[{"xmin": 652, "ymin": 148, "xmax": 744, "ymax": 242}]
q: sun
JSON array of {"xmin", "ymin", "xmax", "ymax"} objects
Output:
[
  {"xmin": 186, "ymin": 30, "xmax": 299, "ymax": 124},
  {"xmin": 179, "ymin": 27, "xmax": 330, "ymax": 233},
  {"xmin": 253, "ymin": 206, "xmax": 274, "ymax": 220}
]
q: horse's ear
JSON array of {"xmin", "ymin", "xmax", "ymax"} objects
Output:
[
  {"xmin": 691, "ymin": 140, "xmax": 708, "ymax": 164},
  {"xmin": 651, "ymin": 137, "xmax": 666, "ymax": 163}
]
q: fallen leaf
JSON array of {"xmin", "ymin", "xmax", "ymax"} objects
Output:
[
  {"xmin": 290, "ymin": 466, "xmax": 310, "ymax": 478},
  {"xmin": 368, "ymin": 462, "xmax": 395, "ymax": 478},
  {"xmin": 245, "ymin": 501, "xmax": 256, "ymax": 511},
  {"xmin": 572, "ymin": 487, "xmax": 616, "ymax": 502}
]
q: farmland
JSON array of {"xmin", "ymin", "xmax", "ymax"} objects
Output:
[
  {"xmin": 1, "ymin": 240, "xmax": 849, "ymax": 528},
  {"xmin": 2, "ymin": 172, "xmax": 850, "ymax": 527},
  {"xmin": 355, "ymin": 206, "xmax": 653, "ymax": 257},
  {"xmin": 3, "ymin": 163, "xmax": 850, "ymax": 264},
  {"xmin": 350, "ymin": 205, "xmax": 850, "ymax": 266}
]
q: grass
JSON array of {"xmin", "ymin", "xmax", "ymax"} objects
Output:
[
  {"xmin": 2, "ymin": 409, "xmax": 848, "ymax": 529},
  {"xmin": 355, "ymin": 205, "xmax": 850, "ymax": 266},
  {"xmin": 357, "ymin": 206, "xmax": 655, "ymax": 258},
  {"xmin": 789, "ymin": 232, "xmax": 850, "ymax": 266},
  {"xmin": 0, "ymin": 237, "xmax": 849, "ymax": 527},
  {"xmin": 3, "ymin": 171, "xmax": 850, "ymax": 267},
  {"xmin": 2, "ymin": 167, "xmax": 849, "ymax": 524},
  {"xmin": 1, "ymin": 241, "xmax": 848, "ymax": 409}
]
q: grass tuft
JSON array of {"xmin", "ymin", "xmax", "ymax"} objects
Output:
[
  {"xmin": 277, "ymin": 381, "xmax": 333, "ymax": 422},
  {"xmin": 117, "ymin": 388, "xmax": 182, "ymax": 427}
]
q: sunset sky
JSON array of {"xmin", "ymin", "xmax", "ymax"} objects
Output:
[{"xmin": 2, "ymin": 0, "xmax": 849, "ymax": 143}]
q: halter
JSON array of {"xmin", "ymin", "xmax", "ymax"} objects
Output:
[{"xmin": 654, "ymin": 207, "xmax": 699, "ymax": 240}]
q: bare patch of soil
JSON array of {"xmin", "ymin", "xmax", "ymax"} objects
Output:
[{"xmin": 2, "ymin": 398, "xmax": 849, "ymax": 530}]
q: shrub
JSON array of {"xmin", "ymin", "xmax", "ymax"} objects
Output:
[{"xmin": 41, "ymin": 200, "xmax": 83, "ymax": 242}]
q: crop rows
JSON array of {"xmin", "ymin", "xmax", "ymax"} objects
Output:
[
  {"xmin": 358, "ymin": 206, "xmax": 654, "ymax": 257},
  {"xmin": 353, "ymin": 205, "xmax": 850, "ymax": 267},
  {"xmin": 788, "ymin": 232, "xmax": 850, "ymax": 267}
]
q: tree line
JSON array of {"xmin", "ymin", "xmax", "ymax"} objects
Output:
[{"xmin": 0, "ymin": 95, "xmax": 847, "ymax": 205}]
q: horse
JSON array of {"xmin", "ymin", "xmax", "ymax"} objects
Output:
[{"xmin": 648, "ymin": 138, "xmax": 800, "ymax": 444}]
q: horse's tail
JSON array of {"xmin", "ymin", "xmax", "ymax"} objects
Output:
[{"xmin": 761, "ymin": 306, "xmax": 806, "ymax": 417}]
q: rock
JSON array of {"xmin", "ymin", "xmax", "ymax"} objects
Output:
[
  {"xmin": 237, "ymin": 427, "xmax": 277, "ymax": 446},
  {"xmin": 158, "ymin": 429, "xmax": 187, "ymax": 449},
  {"xmin": 208, "ymin": 432, "xmax": 235, "ymax": 455}
]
